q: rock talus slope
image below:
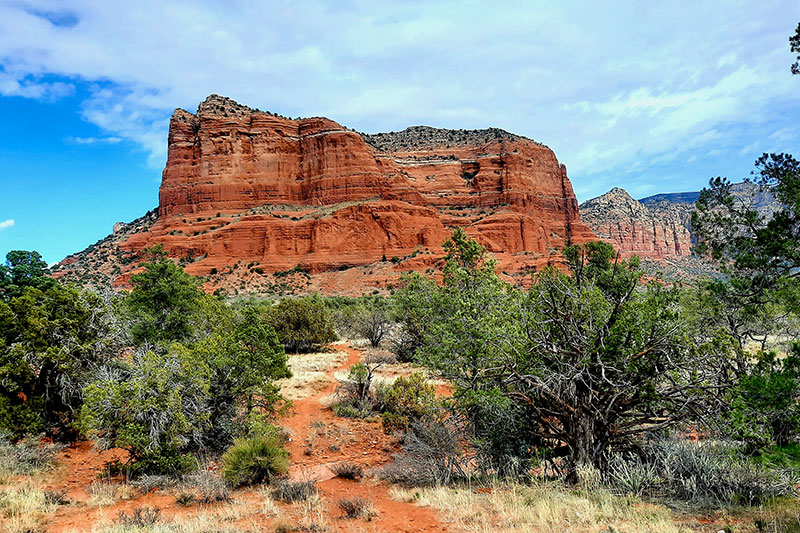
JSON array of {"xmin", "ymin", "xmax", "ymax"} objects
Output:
[{"xmin": 55, "ymin": 94, "xmax": 595, "ymax": 294}]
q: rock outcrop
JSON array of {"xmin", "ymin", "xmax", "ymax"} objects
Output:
[
  {"xmin": 579, "ymin": 188, "xmax": 694, "ymax": 260},
  {"xmin": 579, "ymin": 182, "xmax": 779, "ymax": 264},
  {"xmin": 54, "ymin": 94, "xmax": 595, "ymax": 295}
]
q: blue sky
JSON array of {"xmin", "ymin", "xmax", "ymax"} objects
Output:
[{"xmin": 1, "ymin": 0, "xmax": 799, "ymax": 264}]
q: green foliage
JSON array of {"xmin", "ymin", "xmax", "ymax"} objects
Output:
[
  {"xmin": 391, "ymin": 273, "xmax": 437, "ymax": 362},
  {"xmin": 0, "ymin": 269, "xmax": 107, "ymax": 437},
  {"xmin": 693, "ymin": 154, "xmax": 800, "ymax": 315},
  {"xmin": 382, "ymin": 372, "xmax": 436, "ymax": 433},
  {"xmin": 124, "ymin": 246, "xmax": 209, "ymax": 345},
  {"xmin": 442, "ymin": 227, "xmax": 497, "ymax": 289},
  {"xmin": 0, "ymin": 250, "xmax": 56, "ymax": 301},
  {"xmin": 81, "ymin": 345, "xmax": 210, "ymax": 476},
  {"xmin": 751, "ymin": 443, "xmax": 800, "ymax": 469},
  {"xmin": 82, "ymin": 265, "xmax": 291, "ymax": 475},
  {"xmin": 397, "ymin": 231, "xmax": 709, "ymax": 480},
  {"xmin": 220, "ymin": 430, "xmax": 289, "ymax": 487},
  {"xmin": 725, "ymin": 348, "xmax": 800, "ymax": 452},
  {"xmin": 194, "ymin": 305, "xmax": 291, "ymax": 449},
  {"xmin": 791, "ymin": 22, "xmax": 800, "ymax": 75},
  {"xmin": 265, "ymin": 297, "xmax": 337, "ymax": 352}
]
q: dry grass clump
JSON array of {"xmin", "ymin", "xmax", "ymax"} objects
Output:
[
  {"xmin": 278, "ymin": 351, "xmax": 348, "ymax": 400},
  {"xmin": 330, "ymin": 461, "xmax": 364, "ymax": 480},
  {"xmin": 131, "ymin": 474, "xmax": 175, "ymax": 493},
  {"xmin": 297, "ymin": 492, "xmax": 329, "ymax": 532},
  {"xmin": 337, "ymin": 497, "xmax": 376, "ymax": 519},
  {"xmin": 364, "ymin": 347, "xmax": 397, "ymax": 365},
  {"xmin": 117, "ymin": 507, "xmax": 162, "ymax": 527},
  {"xmin": 88, "ymin": 480, "xmax": 138, "ymax": 507},
  {"xmin": 0, "ymin": 483, "xmax": 60, "ymax": 533},
  {"xmin": 271, "ymin": 480, "xmax": 317, "ymax": 503},
  {"xmin": 181, "ymin": 471, "xmax": 231, "ymax": 503},
  {"xmin": 0, "ymin": 433, "xmax": 62, "ymax": 482},
  {"xmin": 390, "ymin": 482, "xmax": 690, "ymax": 533},
  {"xmin": 92, "ymin": 499, "xmax": 259, "ymax": 532},
  {"xmin": 271, "ymin": 517, "xmax": 299, "ymax": 533}
]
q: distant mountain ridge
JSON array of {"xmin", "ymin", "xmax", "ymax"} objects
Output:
[
  {"xmin": 639, "ymin": 191, "xmax": 701, "ymax": 205},
  {"xmin": 579, "ymin": 182, "xmax": 779, "ymax": 275}
]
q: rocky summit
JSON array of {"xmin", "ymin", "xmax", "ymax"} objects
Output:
[
  {"xmin": 579, "ymin": 187, "xmax": 695, "ymax": 261},
  {"xmin": 53, "ymin": 94, "xmax": 595, "ymax": 295}
]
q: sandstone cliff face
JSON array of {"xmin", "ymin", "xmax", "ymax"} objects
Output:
[
  {"xmin": 579, "ymin": 188, "xmax": 694, "ymax": 260},
  {"xmin": 55, "ymin": 94, "xmax": 595, "ymax": 295}
]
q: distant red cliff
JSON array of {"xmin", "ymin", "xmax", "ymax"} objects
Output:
[{"xmin": 54, "ymin": 94, "xmax": 596, "ymax": 295}]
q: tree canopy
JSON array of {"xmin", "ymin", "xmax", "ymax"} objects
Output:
[{"xmin": 398, "ymin": 233, "xmax": 713, "ymax": 480}]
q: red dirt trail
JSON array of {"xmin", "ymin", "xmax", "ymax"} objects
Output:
[{"xmin": 38, "ymin": 343, "xmax": 449, "ymax": 532}]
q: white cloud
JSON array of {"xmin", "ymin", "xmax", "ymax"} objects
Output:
[
  {"xmin": 0, "ymin": 219, "xmax": 15, "ymax": 231},
  {"xmin": 67, "ymin": 136, "xmax": 122, "ymax": 144},
  {"xmin": 0, "ymin": 0, "xmax": 798, "ymax": 197}
]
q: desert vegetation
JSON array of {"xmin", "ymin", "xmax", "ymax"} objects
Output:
[{"xmin": 3, "ymin": 35, "xmax": 800, "ymax": 530}]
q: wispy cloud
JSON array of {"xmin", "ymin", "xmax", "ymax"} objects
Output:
[
  {"xmin": 0, "ymin": 1, "xmax": 798, "ymax": 198},
  {"xmin": 66, "ymin": 136, "xmax": 123, "ymax": 145},
  {"xmin": 0, "ymin": 219, "xmax": 15, "ymax": 231}
]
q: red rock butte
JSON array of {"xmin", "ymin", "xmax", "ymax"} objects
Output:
[{"xmin": 57, "ymin": 94, "xmax": 596, "ymax": 294}]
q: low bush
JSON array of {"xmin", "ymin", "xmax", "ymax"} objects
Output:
[
  {"xmin": 604, "ymin": 437, "xmax": 797, "ymax": 506},
  {"xmin": 80, "ymin": 346, "xmax": 209, "ymax": 479},
  {"xmin": 43, "ymin": 489, "xmax": 69, "ymax": 506},
  {"xmin": 337, "ymin": 497, "xmax": 375, "ymax": 519},
  {"xmin": 0, "ymin": 433, "xmax": 62, "ymax": 478},
  {"xmin": 382, "ymin": 372, "xmax": 436, "ymax": 434},
  {"xmin": 271, "ymin": 479, "xmax": 316, "ymax": 502},
  {"xmin": 220, "ymin": 433, "xmax": 289, "ymax": 487},
  {"xmin": 380, "ymin": 417, "xmax": 468, "ymax": 486},
  {"xmin": 129, "ymin": 474, "xmax": 174, "ymax": 493},
  {"xmin": 330, "ymin": 462, "xmax": 363, "ymax": 480},
  {"xmin": 182, "ymin": 470, "xmax": 231, "ymax": 503},
  {"xmin": 175, "ymin": 491, "xmax": 194, "ymax": 506},
  {"xmin": 117, "ymin": 506, "xmax": 162, "ymax": 527},
  {"xmin": 331, "ymin": 361, "xmax": 385, "ymax": 419}
]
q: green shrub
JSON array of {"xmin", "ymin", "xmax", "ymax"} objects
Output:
[
  {"xmin": 382, "ymin": 372, "xmax": 436, "ymax": 433},
  {"xmin": 124, "ymin": 246, "xmax": 208, "ymax": 345},
  {"xmin": 0, "ymin": 252, "xmax": 108, "ymax": 438},
  {"xmin": 221, "ymin": 432, "xmax": 289, "ymax": 487},
  {"xmin": 126, "ymin": 447, "xmax": 199, "ymax": 478},
  {"xmin": 265, "ymin": 298, "xmax": 337, "ymax": 352},
  {"xmin": 81, "ymin": 345, "xmax": 211, "ymax": 478},
  {"xmin": 725, "ymin": 349, "xmax": 800, "ymax": 452}
]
